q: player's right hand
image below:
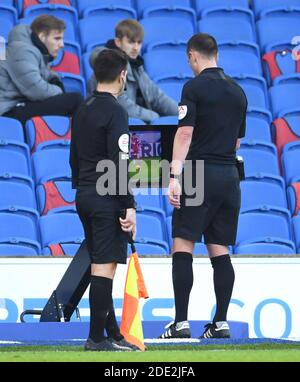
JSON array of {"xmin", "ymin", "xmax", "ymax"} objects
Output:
[
  {"xmin": 119, "ymin": 208, "xmax": 136, "ymax": 239},
  {"xmin": 168, "ymin": 179, "xmax": 181, "ymax": 209}
]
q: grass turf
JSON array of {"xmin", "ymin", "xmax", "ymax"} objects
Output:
[{"xmin": 1, "ymin": 344, "xmax": 300, "ymax": 362}]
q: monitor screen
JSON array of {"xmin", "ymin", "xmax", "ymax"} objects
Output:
[{"xmin": 128, "ymin": 124, "xmax": 178, "ymax": 188}]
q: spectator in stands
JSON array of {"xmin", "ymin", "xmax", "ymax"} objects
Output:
[
  {"xmin": 0, "ymin": 15, "xmax": 82, "ymax": 125},
  {"xmin": 88, "ymin": 19, "xmax": 178, "ymax": 124}
]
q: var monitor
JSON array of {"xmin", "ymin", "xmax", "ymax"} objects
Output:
[{"xmin": 128, "ymin": 124, "xmax": 178, "ymax": 188}]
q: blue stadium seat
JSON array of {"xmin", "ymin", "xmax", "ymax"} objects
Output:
[
  {"xmin": 17, "ymin": 0, "xmax": 77, "ymax": 16},
  {"xmin": 252, "ymin": 0, "xmax": 300, "ymax": 19},
  {"xmin": 239, "ymin": 83, "xmax": 267, "ymax": 109},
  {"xmin": 142, "ymin": 6, "xmax": 196, "ymax": 28},
  {"xmin": 60, "ymin": 73, "xmax": 86, "ymax": 98},
  {"xmin": 23, "ymin": 4, "xmax": 78, "ymax": 25},
  {"xmin": 129, "ymin": 118, "xmax": 146, "ymax": 125},
  {"xmin": 32, "ymin": 148, "xmax": 71, "ymax": 185},
  {"xmin": 77, "ymin": 0, "xmax": 133, "ymax": 18},
  {"xmin": 240, "ymin": 173, "xmax": 287, "ymax": 210},
  {"xmin": 237, "ymin": 140, "xmax": 279, "ymax": 176},
  {"xmin": 269, "ymin": 82, "xmax": 300, "ymax": 118},
  {"xmin": 140, "ymin": 17, "xmax": 194, "ymax": 52},
  {"xmin": 202, "ymin": 6, "xmax": 254, "ymax": 24},
  {"xmin": 293, "ymin": 215, "xmax": 300, "ymax": 253},
  {"xmin": 218, "ymin": 41, "xmax": 262, "ymax": 77},
  {"xmin": 245, "ymin": 115, "xmax": 271, "ymax": 141},
  {"xmin": 133, "ymin": 188, "xmax": 163, "ymax": 210},
  {"xmin": 82, "ymin": 4, "xmax": 136, "ymax": 19},
  {"xmin": 236, "ymin": 206, "xmax": 292, "ymax": 245},
  {"xmin": 136, "ymin": 213, "xmax": 166, "ymax": 243},
  {"xmin": 0, "ymin": 173, "xmax": 34, "ymax": 192},
  {"xmin": 0, "ymin": 207, "xmax": 40, "ymax": 253},
  {"xmin": 281, "ymin": 141, "xmax": 300, "ymax": 184},
  {"xmin": 137, "ymin": 0, "xmax": 191, "ymax": 17},
  {"xmin": 82, "ymin": 51, "xmax": 92, "ymax": 82},
  {"xmin": 0, "ymin": 243, "xmax": 41, "ymax": 256},
  {"xmin": 0, "ymin": 181, "xmax": 36, "ymax": 209},
  {"xmin": 151, "ymin": 116, "xmax": 178, "ymax": 125},
  {"xmin": 36, "ymin": 180, "xmax": 75, "ymax": 215},
  {"xmin": 43, "ymin": 242, "xmax": 81, "ymax": 256},
  {"xmin": 0, "ymin": 141, "xmax": 31, "ymax": 176},
  {"xmin": 234, "ymin": 75, "xmax": 269, "ymax": 108},
  {"xmin": 143, "ymin": 49, "xmax": 192, "ymax": 81},
  {"xmin": 194, "ymin": 0, "xmax": 249, "ymax": 17},
  {"xmin": 79, "ymin": 15, "xmax": 133, "ymax": 52},
  {"xmin": 247, "ymin": 108, "xmax": 273, "ymax": 125},
  {"xmin": 235, "ymin": 238, "xmax": 296, "ymax": 254},
  {"xmin": 198, "ymin": 15, "xmax": 255, "ymax": 43},
  {"xmin": 1, "ymin": 0, "xmax": 13, "ymax": 5},
  {"xmin": 287, "ymin": 180, "xmax": 300, "ymax": 216},
  {"xmin": 257, "ymin": 14, "xmax": 300, "ymax": 52},
  {"xmin": 39, "ymin": 212, "xmax": 84, "ymax": 247},
  {"xmin": 0, "ymin": 5, "xmax": 17, "ymax": 24},
  {"xmin": 158, "ymin": 79, "xmax": 190, "ymax": 103},
  {"xmin": 0, "ymin": 117, "xmax": 24, "ymax": 142},
  {"xmin": 25, "ymin": 116, "xmax": 71, "ymax": 153},
  {"xmin": 262, "ymin": 44, "xmax": 300, "ymax": 86},
  {"xmin": 0, "ymin": 18, "xmax": 14, "ymax": 43}
]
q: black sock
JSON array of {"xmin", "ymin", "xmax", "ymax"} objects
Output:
[
  {"xmin": 172, "ymin": 252, "xmax": 193, "ymax": 323},
  {"xmin": 210, "ymin": 254, "xmax": 235, "ymax": 323},
  {"xmin": 88, "ymin": 275, "xmax": 113, "ymax": 343},
  {"xmin": 105, "ymin": 296, "xmax": 123, "ymax": 341}
]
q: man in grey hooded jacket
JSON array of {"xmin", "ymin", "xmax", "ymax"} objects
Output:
[
  {"xmin": 0, "ymin": 14, "xmax": 82, "ymax": 125},
  {"xmin": 88, "ymin": 19, "xmax": 178, "ymax": 124}
]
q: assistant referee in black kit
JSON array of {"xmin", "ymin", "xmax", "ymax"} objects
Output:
[
  {"xmin": 159, "ymin": 33, "xmax": 248, "ymax": 340},
  {"xmin": 70, "ymin": 49, "xmax": 138, "ymax": 352}
]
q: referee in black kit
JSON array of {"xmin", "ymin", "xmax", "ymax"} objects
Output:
[
  {"xmin": 70, "ymin": 49, "xmax": 138, "ymax": 352},
  {"xmin": 159, "ymin": 33, "xmax": 247, "ymax": 340}
]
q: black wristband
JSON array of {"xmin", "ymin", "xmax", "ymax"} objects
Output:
[{"xmin": 170, "ymin": 173, "xmax": 181, "ymax": 180}]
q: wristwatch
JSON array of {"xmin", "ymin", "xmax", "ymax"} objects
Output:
[{"xmin": 170, "ymin": 173, "xmax": 181, "ymax": 180}]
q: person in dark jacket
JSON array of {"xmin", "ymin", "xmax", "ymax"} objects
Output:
[
  {"xmin": 70, "ymin": 49, "xmax": 138, "ymax": 352},
  {"xmin": 0, "ymin": 15, "xmax": 82, "ymax": 125},
  {"xmin": 88, "ymin": 19, "xmax": 178, "ymax": 124}
]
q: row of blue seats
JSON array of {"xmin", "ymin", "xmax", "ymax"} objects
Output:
[
  {"xmin": 0, "ymin": 112, "xmax": 295, "ymax": 148},
  {"xmin": 0, "ymin": 208, "xmax": 299, "ymax": 256},
  {"xmin": 1, "ymin": 4, "xmax": 299, "ymax": 54},
  {"xmin": 5, "ymin": 0, "xmax": 300, "ymax": 18}
]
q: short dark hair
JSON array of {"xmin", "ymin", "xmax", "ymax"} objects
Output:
[
  {"xmin": 187, "ymin": 33, "xmax": 218, "ymax": 58},
  {"xmin": 31, "ymin": 14, "xmax": 65, "ymax": 35},
  {"xmin": 93, "ymin": 49, "xmax": 128, "ymax": 83},
  {"xmin": 115, "ymin": 19, "xmax": 144, "ymax": 42}
]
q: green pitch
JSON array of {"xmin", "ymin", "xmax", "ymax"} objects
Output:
[{"xmin": 1, "ymin": 344, "xmax": 300, "ymax": 362}]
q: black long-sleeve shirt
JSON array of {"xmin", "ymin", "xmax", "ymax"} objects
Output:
[{"xmin": 70, "ymin": 91, "xmax": 135, "ymax": 209}]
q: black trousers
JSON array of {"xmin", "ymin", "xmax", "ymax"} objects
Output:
[{"xmin": 3, "ymin": 92, "xmax": 82, "ymax": 125}]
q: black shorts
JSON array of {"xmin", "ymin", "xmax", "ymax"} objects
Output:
[
  {"xmin": 75, "ymin": 187, "xmax": 128, "ymax": 264},
  {"xmin": 172, "ymin": 163, "xmax": 241, "ymax": 246}
]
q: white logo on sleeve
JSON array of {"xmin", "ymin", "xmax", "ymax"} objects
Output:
[
  {"xmin": 118, "ymin": 133, "xmax": 129, "ymax": 153},
  {"xmin": 178, "ymin": 105, "xmax": 187, "ymax": 120}
]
